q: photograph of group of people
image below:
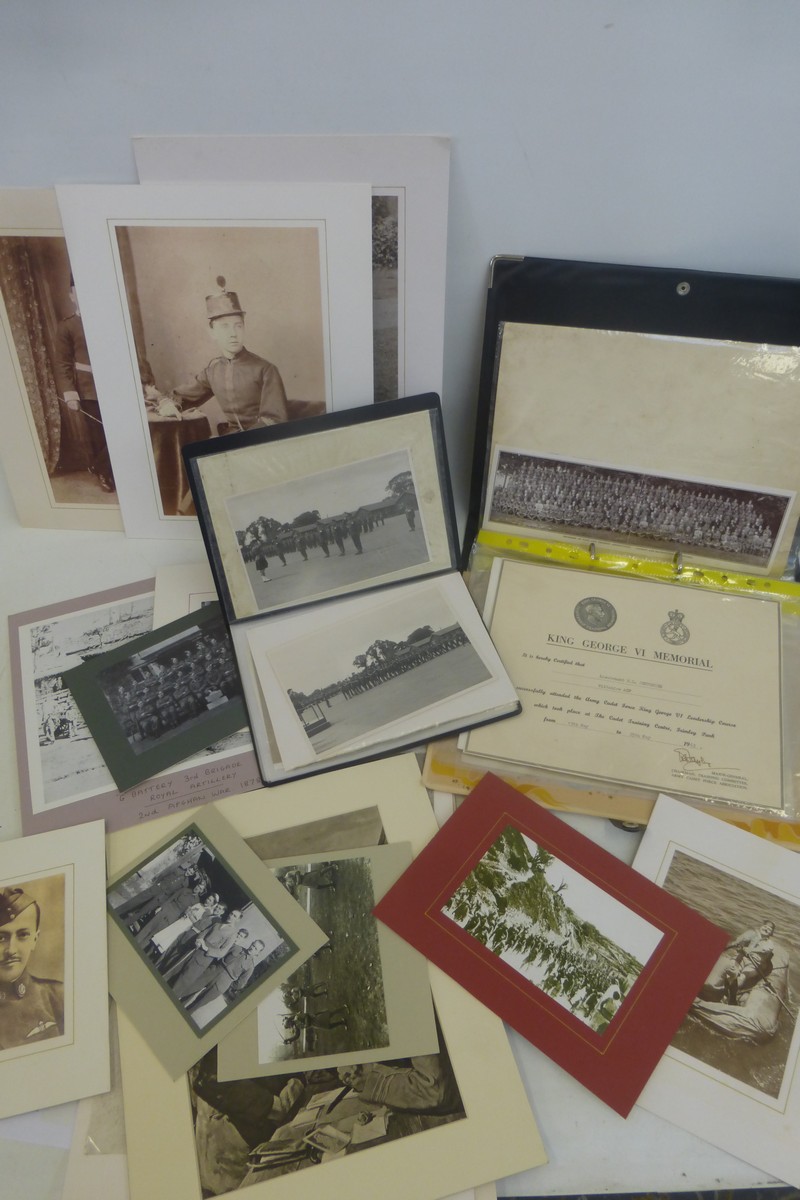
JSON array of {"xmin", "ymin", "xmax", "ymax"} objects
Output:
[
  {"xmin": 108, "ymin": 829, "xmax": 292, "ymax": 1033},
  {"xmin": 489, "ymin": 450, "xmax": 790, "ymax": 569},
  {"xmin": 225, "ymin": 451, "xmax": 425, "ymax": 615},
  {"xmin": 98, "ymin": 611, "xmax": 242, "ymax": 756}
]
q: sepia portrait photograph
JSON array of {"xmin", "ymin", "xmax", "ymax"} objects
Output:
[
  {"xmin": 0, "ymin": 189, "xmax": 122, "ymax": 529},
  {"xmin": 443, "ymin": 824, "xmax": 663, "ymax": 1036},
  {"xmin": 0, "ymin": 872, "xmax": 67, "ymax": 1057},
  {"xmin": 662, "ymin": 849, "xmax": 800, "ymax": 1102},
  {"xmin": 486, "ymin": 448, "xmax": 794, "ymax": 571},
  {"xmin": 250, "ymin": 580, "xmax": 494, "ymax": 770},
  {"xmin": 56, "ymin": 182, "xmax": 374, "ymax": 538},
  {"xmin": 218, "ymin": 843, "xmax": 438, "ymax": 1081},
  {"xmin": 108, "ymin": 825, "xmax": 296, "ymax": 1037},
  {"xmin": 63, "ymin": 603, "xmax": 246, "ymax": 792},
  {"xmin": 0, "ymin": 820, "xmax": 108, "ymax": 1121}
]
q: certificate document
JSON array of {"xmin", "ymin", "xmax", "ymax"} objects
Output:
[{"xmin": 463, "ymin": 559, "xmax": 784, "ymax": 809}]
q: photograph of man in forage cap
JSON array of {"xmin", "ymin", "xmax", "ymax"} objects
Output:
[{"xmin": 0, "ymin": 881, "xmax": 65, "ymax": 1052}]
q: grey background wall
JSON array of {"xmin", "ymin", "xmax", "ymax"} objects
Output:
[{"xmin": 2, "ymin": 0, "xmax": 799, "ymax": 527}]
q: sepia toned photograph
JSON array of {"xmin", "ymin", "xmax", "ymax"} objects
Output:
[
  {"xmin": 0, "ymin": 872, "xmax": 67, "ymax": 1055},
  {"xmin": 0, "ymin": 821, "xmax": 108, "ymax": 1121},
  {"xmin": 486, "ymin": 448, "xmax": 794, "ymax": 570},
  {"xmin": 108, "ymin": 825, "xmax": 296, "ymax": 1037},
  {"xmin": 662, "ymin": 850, "xmax": 800, "ymax": 1100},
  {"xmin": 255, "ymin": 584, "xmax": 492, "ymax": 767},
  {"xmin": 114, "ymin": 223, "xmax": 328, "ymax": 518},
  {"xmin": 218, "ymin": 843, "xmax": 438, "ymax": 1081},
  {"xmin": 225, "ymin": 449, "xmax": 428, "ymax": 615},
  {"xmin": 56, "ymin": 182, "xmax": 375, "ymax": 539},
  {"xmin": 63, "ymin": 604, "xmax": 247, "ymax": 792},
  {"xmin": 190, "ymin": 1030, "xmax": 465, "ymax": 1192},
  {"xmin": 443, "ymin": 824, "xmax": 662, "ymax": 1036},
  {"xmin": 0, "ymin": 189, "xmax": 122, "ymax": 529}
]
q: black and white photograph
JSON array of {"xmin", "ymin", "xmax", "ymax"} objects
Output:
[
  {"xmin": 63, "ymin": 604, "xmax": 247, "ymax": 792},
  {"xmin": 188, "ymin": 399, "xmax": 456, "ymax": 623},
  {"xmin": 0, "ymin": 212, "xmax": 121, "ymax": 522},
  {"xmin": 225, "ymin": 450, "xmax": 427, "ymax": 614},
  {"xmin": 189, "ymin": 1031, "xmax": 466, "ymax": 1192},
  {"xmin": 19, "ymin": 591, "xmax": 154, "ymax": 811},
  {"xmin": 108, "ymin": 826, "xmax": 295, "ymax": 1035},
  {"xmin": 487, "ymin": 449, "xmax": 794, "ymax": 570},
  {"xmin": 255, "ymin": 584, "xmax": 492, "ymax": 766},
  {"xmin": 0, "ymin": 873, "xmax": 66, "ymax": 1055},
  {"xmin": 443, "ymin": 824, "xmax": 663, "ymax": 1036},
  {"xmin": 662, "ymin": 850, "xmax": 800, "ymax": 1100},
  {"xmin": 219, "ymin": 842, "xmax": 438, "ymax": 1080}
]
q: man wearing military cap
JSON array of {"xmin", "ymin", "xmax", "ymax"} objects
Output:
[
  {"xmin": 0, "ymin": 887, "xmax": 64, "ymax": 1051},
  {"xmin": 172, "ymin": 278, "xmax": 289, "ymax": 433}
]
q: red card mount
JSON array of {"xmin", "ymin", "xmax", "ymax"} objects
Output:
[{"xmin": 374, "ymin": 774, "xmax": 728, "ymax": 1116}]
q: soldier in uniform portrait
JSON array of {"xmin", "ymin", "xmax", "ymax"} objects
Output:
[
  {"xmin": 55, "ymin": 276, "xmax": 115, "ymax": 493},
  {"xmin": 0, "ymin": 886, "xmax": 64, "ymax": 1051},
  {"xmin": 172, "ymin": 278, "xmax": 289, "ymax": 434}
]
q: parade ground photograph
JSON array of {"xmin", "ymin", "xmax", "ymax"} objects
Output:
[
  {"xmin": 486, "ymin": 448, "xmax": 793, "ymax": 570},
  {"xmin": 223, "ymin": 448, "xmax": 429, "ymax": 615},
  {"xmin": 218, "ymin": 842, "xmax": 438, "ymax": 1081},
  {"xmin": 252, "ymin": 582, "xmax": 494, "ymax": 768},
  {"xmin": 661, "ymin": 849, "xmax": 800, "ymax": 1101},
  {"xmin": 62, "ymin": 604, "xmax": 247, "ymax": 792},
  {"xmin": 107, "ymin": 824, "xmax": 296, "ymax": 1037}
]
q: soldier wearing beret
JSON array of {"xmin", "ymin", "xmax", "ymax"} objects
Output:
[
  {"xmin": 172, "ymin": 278, "xmax": 288, "ymax": 433},
  {"xmin": 0, "ymin": 887, "xmax": 64, "ymax": 1051}
]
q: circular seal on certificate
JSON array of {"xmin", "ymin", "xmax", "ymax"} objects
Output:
[{"xmin": 574, "ymin": 596, "xmax": 617, "ymax": 632}]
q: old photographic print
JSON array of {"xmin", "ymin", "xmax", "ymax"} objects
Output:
[
  {"xmin": 662, "ymin": 850, "xmax": 800, "ymax": 1100},
  {"xmin": 108, "ymin": 826, "xmax": 294, "ymax": 1035},
  {"xmin": 0, "ymin": 872, "xmax": 67, "ymax": 1057},
  {"xmin": 263, "ymin": 588, "xmax": 491, "ymax": 762},
  {"xmin": 226, "ymin": 449, "xmax": 428, "ymax": 614},
  {"xmin": 443, "ymin": 825, "xmax": 663, "ymax": 1035},
  {"xmin": 261, "ymin": 856, "xmax": 388, "ymax": 1064},
  {"xmin": 189, "ymin": 1030, "xmax": 465, "ymax": 1192},
  {"xmin": 114, "ymin": 223, "xmax": 327, "ymax": 517},
  {"xmin": 0, "ymin": 229, "xmax": 119, "ymax": 512},
  {"xmin": 487, "ymin": 449, "xmax": 793, "ymax": 570},
  {"xmin": 63, "ymin": 604, "xmax": 247, "ymax": 792},
  {"xmin": 20, "ymin": 592, "xmax": 154, "ymax": 811}
]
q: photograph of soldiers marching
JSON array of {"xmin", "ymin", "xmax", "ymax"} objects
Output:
[
  {"xmin": 271, "ymin": 587, "xmax": 491, "ymax": 758},
  {"xmin": 490, "ymin": 450, "xmax": 791, "ymax": 569},
  {"xmin": 108, "ymin": 828, "xmax": 292, "ymax": 1032},
  {"xmin": 98, "ymin": 610, "xmax": 243, "ymax": 755},
  {"xmin": 225, "ymin": 449, "xmax": 428, "ymax": 613}
]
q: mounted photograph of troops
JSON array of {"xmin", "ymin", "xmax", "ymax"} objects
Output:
[
  {"xmin": 223, "ymin": 448, "xmax": 428, "ymax": 615},
  {"xmin": 268, "ymin": 588, "xmax": 491, "ymax": 760},
  {"xmin": 488, "ymin": 450, "xmax": 791, "ymax": 570},
  {"xmin": 108, "ymin": 827, "xmax": 293, "ymax": 1033}
]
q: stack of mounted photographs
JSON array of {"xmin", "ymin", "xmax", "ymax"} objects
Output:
[
  {"xmin": 107, "ymin": 756, "xmax": 547, "ymax": 1200},
  {"xmin": 183, "ymin": 394, "xmax": 521, "ymax": 785}
]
